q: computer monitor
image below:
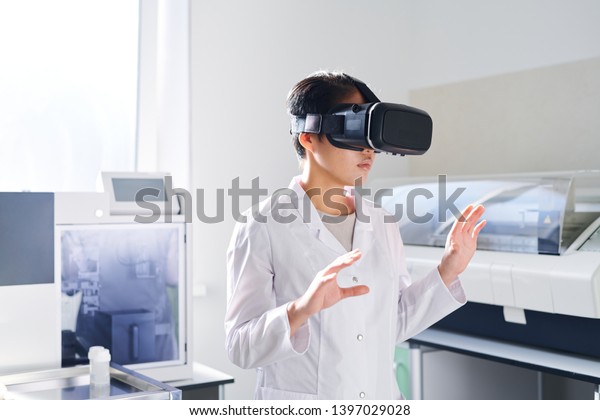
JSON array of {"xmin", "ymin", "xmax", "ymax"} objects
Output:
[{"xmin": 0, "ymin": 192, "xmax": 54, "ymax": 287}]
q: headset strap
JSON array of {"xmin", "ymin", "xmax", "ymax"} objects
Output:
[
  {"xmin": 290, "ymin": 114, "xmax": 345, "ymax": 134},
  {"xmin": 345, "ymin": 74, "xmax": 380, "ymax": 103}
]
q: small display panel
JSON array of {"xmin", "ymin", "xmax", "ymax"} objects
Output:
[
  {"xmin": 59, "ymin": 223, "xmax": 185, "ymax": 369},
  {"xmin": 102, "ymin": 172, "xmax": 179, "ymax": 216},
  {"xmin": 112, "ymin": 178, "xmax": 166, "ymax": 202}
]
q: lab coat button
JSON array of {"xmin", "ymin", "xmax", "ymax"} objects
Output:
[
  {"xmin": 357, "ymin": 334, "xmax": 363, "ymax": 341},
  {"xmin": 359, "ymin": 392, "xmax": 365, "ymax": 399},
  {"xmin": 352, "ymin": 276, "xmax": 359, "ymax": 283}
]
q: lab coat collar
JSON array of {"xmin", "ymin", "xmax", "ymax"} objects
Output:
[{"xmin": 288, "ymin": 176, "xmax": 374, "ymax": 256}]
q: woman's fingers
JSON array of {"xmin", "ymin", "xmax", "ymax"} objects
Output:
[
  {"xmin": 449, "ymin": 204, "xmax": 472, "ymax": 236},
  {"xmin": 459, "ymin": 204, "xmax": 474, "ymax": 222},
  {"xmin": 472, "ymin": 219, "xmax": 487, "ymax": 238},
  {"xmin": 454, "ymin": 204, "xmax": 484, "ymax": 233},
  {"xmin": 340, "ymin": 285, "xmax": 370, "ymax": 299},
  {"xmin": 464, "ymin": 205, "xmax": 485, "ymax": 233},
  {"xmin": 323, "ymin": 249, "xmax": 362, "ymax": 275}
]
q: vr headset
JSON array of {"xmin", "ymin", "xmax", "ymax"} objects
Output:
[{"xmin": 290, "ymin": 75, "xmax": 432, "ymax": 155}]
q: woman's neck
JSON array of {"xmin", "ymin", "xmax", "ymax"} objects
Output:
[{"xmin": 300, "ymin": 168, "xmax": 355, "ymax": 216}]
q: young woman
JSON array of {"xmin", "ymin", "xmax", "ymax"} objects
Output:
[{"xmin": 225, "ymin": 71, "xmax": 486, "ymax": 399}]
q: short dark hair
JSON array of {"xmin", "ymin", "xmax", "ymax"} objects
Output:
[{"xmin": 286, "ymin": 71, "xmax": 358, "ymax": 159}]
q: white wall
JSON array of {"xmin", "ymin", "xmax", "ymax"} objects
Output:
[
  {"xmin": 409, "ymin": 57, "xmax": 600, "ymax": 177},
  {"xmin": 189, "ymin": 0, "xmax": 600, "ymax": 399},
  {"xmin": 404, "ymin": 0, "xmax": 600, "ymax": 89}
]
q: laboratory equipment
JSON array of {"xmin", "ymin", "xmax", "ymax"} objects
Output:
[
  {"xmin": 0, "ymin": 192, "xmax": 60, "ymax": 375},
  {"xmin": 56, "ymin": 172, "xmax": 193, "ymax": 381},
  {"xmin": 0, "ymin": 362, "xmax": 181, "ymax": 400},
  {"xmin": 0, "ymin": 173, "xmax": 193, "ymax": 383},
  {"xmin": 373, "ymin": 170, "xmax": 600, "ymax": 358}
]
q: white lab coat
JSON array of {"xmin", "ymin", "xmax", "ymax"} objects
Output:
[{"xmin": 225, "ymin": 176, "xmax": 466, "ymax": 400}]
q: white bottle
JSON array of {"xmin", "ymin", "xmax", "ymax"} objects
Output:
[
  {"xmin": 88, "ymin": 346, "xmax": 104, "ymax": 363},
  {"xmin": 89, "ymin": 347, "xmax": 111, "ymax": 398}
]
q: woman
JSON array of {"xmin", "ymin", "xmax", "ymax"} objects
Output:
[{"xmin": 225, "ymin": 71, "xmax": 486, "ymax": 399}]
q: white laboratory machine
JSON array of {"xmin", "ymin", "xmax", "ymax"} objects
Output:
[
  {"xmin": 373, "ymin": 170, "xmax": 600, "ymax": 358},
  {"xmin": 0, "ymin": 173, "xmax": 193, "ymax": 383}
]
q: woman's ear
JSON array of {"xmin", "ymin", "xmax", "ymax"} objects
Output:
[{"xmin": 298, "ymin": 132, "xmax": 315, "ymax": 154}]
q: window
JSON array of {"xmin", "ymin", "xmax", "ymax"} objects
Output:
[{"xmin": 0, "ymin": 1, "xmax": 139, "ymax": 192}]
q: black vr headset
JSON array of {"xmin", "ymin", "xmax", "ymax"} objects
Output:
[{"xmin": 290, "ymin": 75, "xmax": 432, "ymax": 156}]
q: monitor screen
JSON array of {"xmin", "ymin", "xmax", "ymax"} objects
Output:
[
  {"xmin": 112, "ymin": 178, "xmax": 166, "ymax": 202},
  {"xmin": 59, "ymin": 223, "xmax": 185, "ymax": 370},
  {"xmin": 0, "ymin": 192, "xmax": 54, "ymax": 287}
]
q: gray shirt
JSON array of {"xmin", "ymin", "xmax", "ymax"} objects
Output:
[{"xmin": 319, "ymin": 211, "xmax": 357, "ymax": 252}]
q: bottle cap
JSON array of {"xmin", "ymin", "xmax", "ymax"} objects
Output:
[
  {"xmin": 94, "ymin": 348, "xmax": 111, "ymax": 363},
  {"xmin": 88, "ymin": 346, "xmax": 105, "ymax": 361}
]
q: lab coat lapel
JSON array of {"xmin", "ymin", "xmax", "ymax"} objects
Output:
[
  {"xmin": 352, "ymin": 197, "xmax": 375, "ymax": 256},
  {"xmin": 315, "ymin": 222, "xmax": 348, "ymax": 255}
]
